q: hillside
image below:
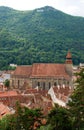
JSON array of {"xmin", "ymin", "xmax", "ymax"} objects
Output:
[{"xmin": 0, "ymin": 6, "xmax": 84, "ymax": 69}]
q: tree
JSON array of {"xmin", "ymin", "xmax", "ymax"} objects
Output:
[
  {"xmin": 4, "ymin": 79, "xmax": 10, "ymax": 88},
  {"xmin": 0, "ymin": 114, "xmax": 15, "ymax": 130},
  {"xmin": 47, "ymin": 104, "xmax": 72, "ymax": 130},
  {"xmin": 0, "ymin": 102, "xmax": 44, "ymax": 130},
  {"xmin": 37, "ymin": 124, "xmax": 52, "ymax": 130},
  {"xmin": 68, "ymin": 69, "xmax": 84, "ymax": 130},
  {"xmin": 9, "ymin": 101, "xmax": 44, "ymax": 130}
]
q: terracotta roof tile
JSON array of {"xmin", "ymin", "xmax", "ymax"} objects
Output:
[
  {"xmin": 0, "ymin": 103, "xmax": 11, "ymax": 118},
  {"xmin": 31, "ymin": 63, "xmax": 69, "ymax": 78},
  {"xmin": 0, "ymin": 90, "xmax": 18, "ymax": 97},
  {"xmin": 52, "ymin": 86, "xmax": 73, "ymax": 102},
  {"xmin": 13, "ymin": 63, "xmax": 70, "ymax": 79},
  {"xmin": 24, "ymin": 89, "xmax": 47, "ymax": 95},
  {"xmin": 53, "ymin": 86, "xmax": 72, "ymax": 96},
  {"xmin": 24, "ymin": 89, "xmax": 39, "ymax": 94},
  {"xmin": 13, "ymin": 65, "xmax": 32, "ymax": 76}
]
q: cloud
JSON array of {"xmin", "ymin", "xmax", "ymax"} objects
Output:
[
  {"xmin": 80, "ymin": 0, "xmax": 84, "ymax": 3},
  {"xmin": 0, "ymin": 0, "xmax": 84, "ymax": 16}
]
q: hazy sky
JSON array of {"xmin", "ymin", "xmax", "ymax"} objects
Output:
[{"xmin": 0, "ymin": 0, "xmax": 84, "ymax": 17}]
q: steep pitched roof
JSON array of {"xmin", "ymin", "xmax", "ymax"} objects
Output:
[
  {"xmin": 0, "ymin": 103, "xmax": 11, "ymax": 118},
  {"xmin": 12, "ymin": 63, "xmax": 70, "ymax": 79},
  {"xmin": 31, "ymin": 63, "xmax": 69, "ymax": 79},
  {"xmin": 13, "ymin": 65, "xmax": 32, "ymax": 77},
  {"xmin": 0, "ymin": 90, "xmax": 18, "ymax": 97},
  {"xmin": 65, "ymin": 51, "xmax": 73, "ymax": 64},
  {"xmin": 66, "ymin": 51, "xmax": 72, "ymax": 59}
]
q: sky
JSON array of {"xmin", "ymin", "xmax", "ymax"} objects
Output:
[{"xmin": 0, "ymin": 0, "xmax": 84, "ymax": 17}]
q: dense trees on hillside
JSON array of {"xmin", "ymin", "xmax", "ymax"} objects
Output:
[{"xmin": 0, "ymin": 6, "xmax": 84, "ymax": 69}]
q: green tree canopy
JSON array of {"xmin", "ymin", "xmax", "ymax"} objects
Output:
[
  {"xmin": 68, "ymin": 69, "xmax": 84, "ymax": 130},
  {"xmin": 0, "ymin": 102, "xmax": 44, "ymax": 130},
  {"xmin": 0, "ymin": 6, "xmax": 84, "ymax": 70},
  {"xmin": 47, "ymin": 104, "xmax": 72, "ymax": 130},
  {"xmin": 4, "ymin": 79, "xmax": 10, "ymax": 88}
]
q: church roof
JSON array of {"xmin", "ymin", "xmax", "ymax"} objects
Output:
[
  {"xmin": 12, "ymin": 63, "xmax": 70, "ymax": 79},
  {"xmin": 13, "ymin": 65, "xmax": 32, "ymax": 77},
  {"xmin": 31, "ymin": 63, "xmax": 69, "ymax": 79}
]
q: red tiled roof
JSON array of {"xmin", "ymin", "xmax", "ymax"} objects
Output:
[
  {"xmin": 22, "ymin": 92, "xmax": 53, "ymax": 114},
  {"xmin": 31, "ymin": 63, "xmax": 69, "ymax": 78},
  {"xmin": 13, "ymin": 63, "xmax": 70, "ymax": 79},
  {"xmin": 24, "ymin": 89, "xmax": 39, "ymax": 94},
  {"xmin": 0, "ymin": 103, "xmax": 11, "ymax": 118},
  {"xmin": 24, "ymin": 89, "xmax": 48, "ymax": 97},
  {"xmin": 13, "ymin": 65, "xmax": 32, "ymax": 76},
  {"xmin": 53, "ymin": 86, "xmax": 71, "ymax": 96},
  {"xmin": 0, "ymin": 90, "xmax": 18, "ymax": 97},
  {"xmin": 52, "ymin": 86, "xmax": 73, "ymax": 102}
]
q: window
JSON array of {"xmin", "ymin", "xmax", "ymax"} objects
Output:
[
  {"xmin": 43, "ymin": 82, "xmax": 45, "ymax": 90},
  {"xmin": 37, "ymin": 82, "xmax": 40, "ymax": 86},
  {"xmin": 18, "ymin": 80, "xmax": 19, "ymax": 87},
  {"xmin": 49, "ymin": 82, "xmax": 51, "ymax": 89},
  {"xmin": 54, "ymin": 82, "xmax": 57, "ymax": 86}
]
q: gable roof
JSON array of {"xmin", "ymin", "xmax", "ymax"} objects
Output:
[
  {"xmin": 31, "ymin": 63, "xmax": 69, "ymax": 79},
  {"xmin": 13, "ymin": 65, "xmax": 32, "ymax": 77},
  {"xmin": 0, "ymin": 103, "xmax": 11, "ymax": 118},
  {"xmin": 12, "ymin": 63, "xmax": 70, "ymax": 79}
]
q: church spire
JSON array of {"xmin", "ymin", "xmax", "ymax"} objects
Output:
[
  {"xmin": 65, "ymin": 50, "xmax": 73, "ymax": 76},
  {"xmin": 65, "ymin": 50, "xmax": 72, "ymax": 64}
]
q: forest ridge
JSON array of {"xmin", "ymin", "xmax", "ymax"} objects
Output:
[{"xmin": 0, "ymin": 6, "xmax": 84, "ymax": 69}]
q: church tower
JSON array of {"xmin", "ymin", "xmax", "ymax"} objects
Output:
[{"xmin": 65, "ymin": 51, "xmax": 73, "ymax": 77}]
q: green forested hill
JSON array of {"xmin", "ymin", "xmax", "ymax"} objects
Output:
[{"xmin": 0, "ymin": 6, "xmax": 84, "ymax": 69}]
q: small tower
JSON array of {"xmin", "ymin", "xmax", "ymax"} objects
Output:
[{"xmin": 65, "ymin": 51, "xmax": 73, "ymax": 77}]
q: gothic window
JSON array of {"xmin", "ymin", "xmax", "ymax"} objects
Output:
[
  {"xmin": 18, "ymin": 80, "xmax": 19, "ymax": 87},
  {"xmin": 37, "ymin": 82, "xmax": 40, "ymax": 86},
  {"xmin": 58, "ymin": 79, "xmax": 61, "ymax": 86},
  {"xmin": 49, "ymin": 82, "xmax": 51, "ymax": 89},
  {"xmin": 43, "ymin": 82, "xmax": 45, "ymax": 90},
  {"xmin": 67, "ymin": 81, "xmax": 69, "ymax": 85},
  {"xmin": 54, "ymin": 82, "xmax": 57, "ymax": 86}
]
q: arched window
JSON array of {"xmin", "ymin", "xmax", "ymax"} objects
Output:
[
  {"xmin": 12, "ymin": 80, "xmax": 14, "ymax": 87},
  {"xmin": 49, "ymin": 82, "xmax": 51, "ymax": 89},
  {"xmin": 43, "ymin": 82, "xmax": 45, "ymax": 90},
  {"xmin": 54, "ymin": 82, "xmax": 57, "ymax": 86},
  {"xmin": 37, "ymin": 82, "xmax": 40, "ymax": 86},
  {"xmin": 18, "ymin": 80, "xmax": 19, "ymax": 87}
]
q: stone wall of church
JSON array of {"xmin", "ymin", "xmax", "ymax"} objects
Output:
[
  {"xmin": 10, "ymin": 75, "xmax": 73, "ymax": 90},
  {"xmin": 31, "ymin": 77, "xmax": 71, "ymax": 90},
  {"xmin": 10, "ymin": 75, "xmax": 32, "ymax": 89}
]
